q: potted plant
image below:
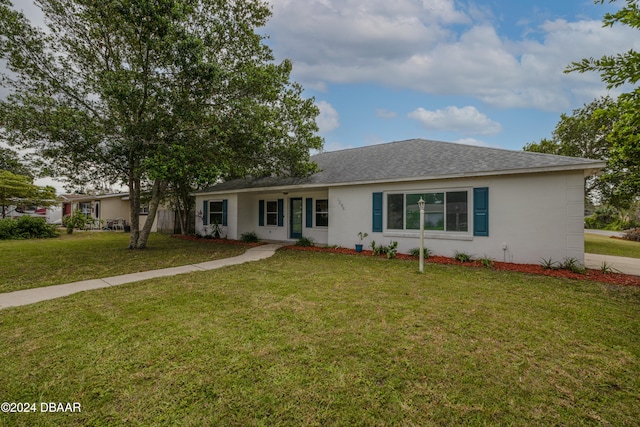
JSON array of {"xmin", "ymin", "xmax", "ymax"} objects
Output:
[{"xmin": 356, "ymin": 232, "xmax": 368, "ymax": 252}]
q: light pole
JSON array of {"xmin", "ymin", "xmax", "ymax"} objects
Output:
[{"xmin": 418, "ymin": 197, "xmax": 425, "ymax": 273}]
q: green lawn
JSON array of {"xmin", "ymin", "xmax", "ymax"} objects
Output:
[
  {"xmin": 585, "ymin": 233, "xmax": 640, "ymax": 259},
  {"xmin": 0, "ymin": 232, "xmax": 248, "ymax": 293},
  {"xmin": 1, "ymin": 251, "xmax": 638, "ymax": 426}
]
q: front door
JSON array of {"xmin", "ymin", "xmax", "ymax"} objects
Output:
[{"xmin": 290, "ymin": 198, "xmax": 303, "ymax": 239}]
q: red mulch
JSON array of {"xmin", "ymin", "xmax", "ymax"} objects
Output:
[
  {"xmin": 171, "ymin": 234, "xmax": 265, "ymax": 247},
  {"xmin": 280, "ymin": 245, "xmax": 640, "ymax": 287}
]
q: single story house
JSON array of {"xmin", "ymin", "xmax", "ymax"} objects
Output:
[
  {"xmin": 194, "ymin": 139, "xmax": 605, "ymax": 265},
  {"xmin": 60, "ymin": 192, "xmax": 160, "ymax": 232}
]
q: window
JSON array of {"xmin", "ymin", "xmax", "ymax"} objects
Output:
[
  {"xmin": 266, "ymin": 200, "xmax": 279, "ymax": 226},
  {"xmin": 139, "ymin": 205, "xmax": 149, "ymax": 215},
  {"xmin": 386, "ymin": 191, "xmax": 468, "ymax": 233},
  {"xmin": 79, "ymin": 202, "xmax": 92, "ymax": 218},
  {"xmin": 209, "ymin": 201, "xmax": 224, "ymax": 225},
  {"xmin": 315, "ymin": 199, "xmax": 328, "ymax": 227},
  {"xmin": 387, "ymin": 194, "xmax": 404, "ymax": 230}
]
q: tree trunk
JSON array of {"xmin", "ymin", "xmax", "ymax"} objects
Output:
[
  {"xmin": 174, "ymin": 194, "xmax": 186, "ymax": 235},
  {"xmin": 134, "ymin": 178, "xmax": 165, "ymax": 249},
  {"xmin": 128, "ymin": 165, "xmax": 141, "ymax": 249}
]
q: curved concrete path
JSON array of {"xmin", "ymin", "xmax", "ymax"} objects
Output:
[{"xmin": 0, "ymin": 244, "xmax": 282, "ymax": 310}]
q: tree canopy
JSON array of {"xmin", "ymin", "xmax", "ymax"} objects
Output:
[
  {"xmin": 523, "ymin": 96, "xmax": 618, "ymax": 203},
  {"xmin": 0, "ymin": 146, "xmax": 32, "ymax": 177},
  {"xmin": 0, "ymin": 0, "xmax": 323, "ymax": 248},
  {"xmin": 0, "ymin": 170, "xmax": 57, "ymax": 218},
  {"xmin": 565, "ymin": 0, "xmax": 640, "ymax": 207}
]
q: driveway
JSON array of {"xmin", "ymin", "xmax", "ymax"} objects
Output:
[
  {"xmin": 584, "ymin": 229, "xmax": 624, "ymax": 238},
  {"xmin": 584, "ymin": 230, "xmax": 639, "ymax": 275}
]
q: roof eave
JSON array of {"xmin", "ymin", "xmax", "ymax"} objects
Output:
[{"xmin": 194, "ymin": 162, "xmax": 606, "ymax": 196}]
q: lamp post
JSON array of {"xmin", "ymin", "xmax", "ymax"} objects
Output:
[{"xmin": 418, "ymin": 197, "xmax": 425, "ymax": 273}]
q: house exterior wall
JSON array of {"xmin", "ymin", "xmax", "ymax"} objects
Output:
[
  {"xmin": 98, "ymin": 198, "xmax": 130, "ymax": 223},
  {"xmin": 195, "ymin": 170, "xmax": 586, "ymax": 265},
  {"xmin": 196, "ymin": 189, "xmax": 329, "ymax": 243},
  {"xmin": 326, "ymin": 170, "xmax": 585, "ymax": 265},
  {"xmin": 70, "ymin": 197, "xmax": 159, "ymax": 232}
]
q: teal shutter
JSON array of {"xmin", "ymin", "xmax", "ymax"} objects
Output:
[
  {"xmin": 259, "ymin": 200, "xmax": 264, "ymax": 226},
  {"xmin": 222, "ymin": 199, "xmax": 228, "ymax": 226},
  {"xmin": 473, "ymin": 187, "xmax": 489, "ymax": 236},
  {"xmin": 306, "ymin": 198, "xmax": 313, "ymax": 228},
  {"xmin": 203, "ymin": 200, "xmax": 209, "ymax": 226},
  {"xmin": 372, "ymin": 192, "xmax": 383, "ymax": 232},
  {"xmin": 277, "ymin": 199, "xmax": 284, "ymax": 227}
]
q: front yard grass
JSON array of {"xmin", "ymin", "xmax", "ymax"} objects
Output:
[
  {"xmin": 1, "ymin": 250, "xmax": 638, "ymax": 426},
  {"xmin": 585, "ymin": 233, "xmax": 640, "ymax": 259},
  {"xmin": 0, "ymin": 232, "xmax": 248, "ymax": 293}
]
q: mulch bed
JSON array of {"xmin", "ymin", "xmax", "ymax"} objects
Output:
[
  {"xmin": 171, "ymin": 234, "xmax": 265, "ymax": 247},
  {"xmin": 281, "ymin": 245, "xmax": 640, "ymax": 287}
]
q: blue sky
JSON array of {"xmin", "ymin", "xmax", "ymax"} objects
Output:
[
  {"xmin": 262, "ymin": 0, "xmax": 637, "ymax": 151},
  {"xmin": 3, "ymin": 0, "xmax": 639, "ymax": 191}
]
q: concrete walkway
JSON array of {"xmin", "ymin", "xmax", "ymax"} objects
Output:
[
  {"xmin": 0, "ymin": 244, "xmax": 282, "ymax": 310},
  {"xmin": 584, "ymin": 253, "xmax": 640, "ymax": 276}
]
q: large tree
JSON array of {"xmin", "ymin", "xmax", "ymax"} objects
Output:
[
  {"xmin": 565, "ymin": 0, "xmax": 640, "ymax": 208},
  {"xmin": 0, "ymin": 0, "xmax": 323, "ymax": 248},
  {"xmin": 0, "ymin": 146, "xmax": 32, "ymax": 177}
]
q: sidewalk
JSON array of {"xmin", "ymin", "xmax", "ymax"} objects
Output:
[
  {"xmin": 0, "ymin": 244, "xmax": 282, "ymax": 310},
  {"xmin": 584, "ymin": 253, "xmax": 640, "ymax": 276}
]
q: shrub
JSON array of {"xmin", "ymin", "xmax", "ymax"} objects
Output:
[
  {"xmin": 479, "ymin": 255, "xmax": 494, "ymax": 268},
  {"xmin": 600, "ymin": 261, "xmax": 619, "ymax": 275},
  {"xmin": 295, "ymin": 236, "xmax": 314, "ymax": 247},
  {"xmin": 584, "ymin": 205, "xmax": 620, "ymax": 230},
  {"xmin": 561, "ymin": 257, "xmax": 586, "ymax": 274},
  {"xmin": 62, "ymin": 210, "xmax": 91, "ymax": 234},
  {"xmin": 454, "ymin": 250, "xmax": 473, "ymax": 263},
  {"xmin": 0, "ymin": 216, "xmax": 58, "ymax": 240},
  {"xmin": 622, "ymin": 228, "xmax": 640, "ymax": 242},
  {"xmin": 240, "ymin": 231, "xmax": 259, "ymax": 243},
  {"xmin": 409, "ymin": 247, "xmax": 432, "ymax": 258},
  {"xmin": 540, "ymin": 258, "xmax": 559, "ymax": 270},
  {"xmin": 370, "ymin": 241, "xmax": 398, "ymax": 258},
  {"xmin": 0, "ymin": 218, "xmax": 18, "ymax": 240}
]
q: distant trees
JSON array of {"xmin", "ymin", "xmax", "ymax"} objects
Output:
[{"xmin": 524, "ymin": 97, "xmax": 618, "ymax": 204}]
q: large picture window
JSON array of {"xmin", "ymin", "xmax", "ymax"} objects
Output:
[{"xmin": 386, "ymin": 191, "xmax": 468, "ymax": 233}]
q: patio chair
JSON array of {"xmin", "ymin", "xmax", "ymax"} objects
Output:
[{"xmin": 113, "ymin": 218, "xmax": 125, "ymax": 231}]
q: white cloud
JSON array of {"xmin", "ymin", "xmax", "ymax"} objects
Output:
[
  {"xmin": 408, "ymin": 106, "xmax": 502, "ymax": 135},
  {"xmin": 315, "ymin": 101, "xmax": 340, "ymax": 133},
  {"xmin": 266, "ymin": 0, "xmax": 639, "ymax": 111}
]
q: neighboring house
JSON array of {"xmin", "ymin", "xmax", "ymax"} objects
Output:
[
  {"xmin": 194, "ymin": 139, "xmax": 605, "ymax": 265},
  {"xmin": 6, "ymin": 205, "xmax": 60, "ymax": 223},
  {"xmin": 59, "ymin": 193, "xmax": 161, "ymax": 232}
]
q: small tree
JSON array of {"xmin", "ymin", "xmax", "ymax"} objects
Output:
[
  {"xmin": 62, "ymin": 210, "xmax": 91, "ymax": 234},
  {"xmin": 0, "ymin": 170, "xmax": 57, "ymax": 218}
]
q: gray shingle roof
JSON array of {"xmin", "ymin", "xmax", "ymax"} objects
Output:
[{"xmin": 197, "ymin": 139, "xmax": 605, "ymax": 194}]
